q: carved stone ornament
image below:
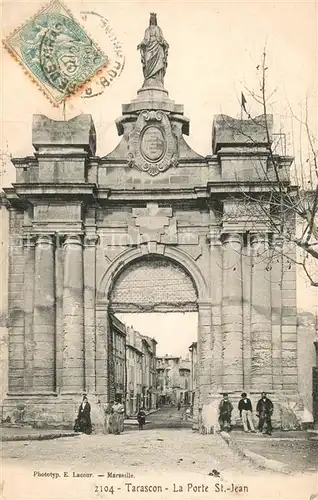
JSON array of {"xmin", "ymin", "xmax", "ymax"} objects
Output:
[{"xmin": 127, "ymin": 110, "xmax": 178, "ymax": 176}]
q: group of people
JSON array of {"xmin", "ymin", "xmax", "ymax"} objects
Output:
[
  {"xmin": 218, "ymin": 392, "xmax": 274, "ymax": 435},
  {"xmin": 73, "ymin": 396, "xmax": 125, "ymax": 435},
  {"xmin": 74, "ymin": 391, "xmax": 274, "ymax": 436}
]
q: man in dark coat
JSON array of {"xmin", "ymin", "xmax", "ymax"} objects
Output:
[
  {"xmin": 256, "ymin": 392, "xmax": 274, "ymax": 435},
  {"xmin": 75, "ymin": 396, "xmax": 92, "ymax": 434},
  {"xmin": 137, "ymin": 408, "xmax": 146, "ymax": 430},
  {"xmin": 218, "ymin": 394, "xmax": 233, "ymax": 432}
]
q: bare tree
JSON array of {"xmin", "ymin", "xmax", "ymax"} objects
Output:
[{"xmin": 215, "ymin": 51, "xmax": 318, "ymax": 286}]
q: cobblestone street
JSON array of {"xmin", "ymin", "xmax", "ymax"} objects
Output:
[{"xmin": 2, "ymin": 427, "xmax": 317, "ymax": 500}]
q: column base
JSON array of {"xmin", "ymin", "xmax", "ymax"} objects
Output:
[{"xmin": 1, "ymin": 394, "xmax": 106, "ymax": 432}]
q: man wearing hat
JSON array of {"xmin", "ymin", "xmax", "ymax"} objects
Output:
[
  {"xmin": 238, "ymin": 392, "xmax": 255, "ymax": 432},
  {"xmin": 218, "ymin": 394, "xmax": 233, "ymax": 432}
]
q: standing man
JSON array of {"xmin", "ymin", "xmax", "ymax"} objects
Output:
[
  {"xmin": 238, "ymin": 393, "xmax": 255, "ymax": 432},
  {"xmin": 256, "ymin": 392, "xmax": 274, "ymax": 435},
  {"xmin": 218, "ymin": 394, "xmax": 233, "ymax": 432}
]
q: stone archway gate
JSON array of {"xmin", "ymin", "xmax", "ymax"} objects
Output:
[{"xmin": 3, "ymin": 75, "xmax": 299, "ymax": 427}]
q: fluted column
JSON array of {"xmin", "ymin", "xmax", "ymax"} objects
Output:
[
  {"xmin": 62, "ymin": 235, "xmax": 84, "ymax": 393},
  {"xmin": 84, "ymin": 234, "xmax": 98, "ymax": 393},
  {"xmin": 271, "ymin": 235, "xmax": 283, "ymax": 389},
  {"xmin": 222, "ymin": 233, "xmax": 243, "ymax": 390},
  {"xmin": 251, "ymin": 233, "xmax": 272, "ymax": 390},
  {"xmin": 207, "ymin": 229, "xmax": 222, "ymax": 392},
  {"xmin": 197, "ymin": 301, "xmax": 212, "ymax": 407},
  {"xmin": 32, "ymin": 234, "xmax": 56, "ymax": 392},
  {"xmin": 23, "ymin": 234, "xmax": 35, "ymax": 390},
  {"xmin": 95, "ymin": 302, "xmax": 109, "ymax": 399}
]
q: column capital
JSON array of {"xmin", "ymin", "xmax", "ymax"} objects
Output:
[
  {"xmin": 206, "ymin": 228, "xmax": 222, "ymax": 246},
  {"xmin": 221, "ymin": 232, "xmax": 243, "ymax": 248},
  {"xmin": 34, "ymin": 233, "xmax": 55, "ymax": 246},
  {"xmin": 23, "ymin": 233, "xmax": 36, "ymax": 247},
  {"xmin": 84, "ymin": 234, "xmax": 99, "ymax": 247},
  {"xmin": 62, "ymin": 234, "xmax": 83, "ymax": 247},
  {"xmin": 271, "ymin": 233, "xmax": 284, "ymax": 249},
  {"xmin": 250, "ymin": 232, "xmax": 269, "ymax": 248}
]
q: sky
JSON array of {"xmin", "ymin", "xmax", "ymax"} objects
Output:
[{"xmin": 117, "ymin": 312, "xmax": 198, "ymax": 358}]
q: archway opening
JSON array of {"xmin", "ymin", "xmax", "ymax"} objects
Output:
[{"xmin": 108, "ymin": 254, "xmax": 199, "ymax": 429}]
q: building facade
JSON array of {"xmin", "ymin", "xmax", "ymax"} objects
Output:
[
  {"xmin": 109, "ymin": 314, "xmax": 126, "ymax": 404},
  {"xmin": 179, "ymin": 359, "xmax": 191, "ymax": 406},
  {"xmin": 126, "ymin": 326, "xmax": 143, "ymax": 416},
  {"xmin": 156, "ymin": 356, "xmax": 191, "ymax": 406},
  {"xmin": 1, "ymin": 16, "xmax": 315, "ymax": 429},
  {"xmin": 141, "ymin": 336, "xmax": 157, "ymax": 411}
]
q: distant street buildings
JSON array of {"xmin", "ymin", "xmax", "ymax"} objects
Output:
[
  {"xmin": 109, "ymin": 315, "xmax": 126, "ymax": 404},
  {"xmin": 156, "ymin": 355, "xmax": 191, "ymax": 406},
  {"xmin": 126, "ymin": 326, "xmax": 143, "ymax": 416},
  {"xmin": 110, "ymin": 315, "xmax": 195, "ymax": 416},
  {"xmin": 141, "ymin": 335, "xmax": 157, "ymax": 411},
  {"xmin": 110, "ymin": 317, "xmax": 159, "ymax": 416}
]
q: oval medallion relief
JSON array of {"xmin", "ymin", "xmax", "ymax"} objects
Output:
[{"xmin": 140, "ymin": 126, "xmax": 166, "ymax": 162}]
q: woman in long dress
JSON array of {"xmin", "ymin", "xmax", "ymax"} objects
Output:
[{"xmin": 74, "ymin": 396, "xmax": 92, "ymax": 434}]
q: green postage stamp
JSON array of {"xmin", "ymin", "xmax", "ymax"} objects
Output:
[{"xmin": 3, "ymin": 0, "xmax": 108, "ymax": 105}]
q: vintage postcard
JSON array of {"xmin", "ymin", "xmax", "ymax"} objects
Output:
[{"xmin": 0, "ymin": 1, "xmax": 317, "ymax": 500}]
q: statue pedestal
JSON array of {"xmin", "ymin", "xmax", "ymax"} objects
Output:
[{"xmin": 121, "ymin": 87, "xmax": 185, "ymax": 116}]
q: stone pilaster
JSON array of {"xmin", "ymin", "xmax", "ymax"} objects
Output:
[
  {"xmin": 221, "ymin": 233, "xmax": 243, "ymax": 390},
  {"xmin": 23, "ymin": 234, "xmax": 35, "ymax": 390},
  {"xmin": 271, "ymin": 235, "xmax": 283, "ymax": 390},
  {"xmin": 95, "ymin": 302, "xmax": 109, "ymax": 400},
  {"xmin": 197, "ymin": 301, "xmax": 213, "ymax": 407},
  {"xmin": 281, "ymin": 243, "xmax": 298, "ymax": 391},
  {"xmin": 32, "ymin": 234, "xmax": 56, "ymax": 392},
  {"xmin": 62, "ymin": 235, "xmax": 84, "ymax": 393},
  {"xmin": 55, "ymin": 236, "xmax": 64, "ymax": 393},
  {"xmin": 242, "ymin": 239, "xmax": 252, "ymax": 390},
  {"xmin": 207, "ymin": 229, "xmax": 222, "ymax": 392},
  {"xmin": 84, "ymin": 234, "xmax": 98, "ymax": 393},
  {"xmin": 250, "ymin": 233, "xmax": 272, "ymax": 390}
]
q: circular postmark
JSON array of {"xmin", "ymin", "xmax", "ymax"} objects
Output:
[{"xmin": 78, "ymin": 11, "xmax": 125, "ymax": 99}]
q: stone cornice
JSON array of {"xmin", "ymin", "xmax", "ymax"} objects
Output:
[
  {"xmin": 9, "ymin": 183, "xmax": 97, "ymax": 203},
  {"xmin": 11, "ymin": 156, "xmax": 38, "ymax": 166},
  {"xmin": 97, "ymin": 187, "xmax": 209, "ymax": 201},
  {"xmin": 207, "ymin": 181, "xmax": 291, "ymax": 194},
  {"xmin": 216, "ymin": 148, "xmax": 271, "ymax": 158},
  {"xmin": 34, "ymin": 152, "xmax": 89, "ymax": 159}
]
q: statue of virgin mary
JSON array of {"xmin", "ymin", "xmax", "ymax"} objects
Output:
[{"xmin": 137, "ymin": 13, "xmax": 169, "ymax": 88}]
